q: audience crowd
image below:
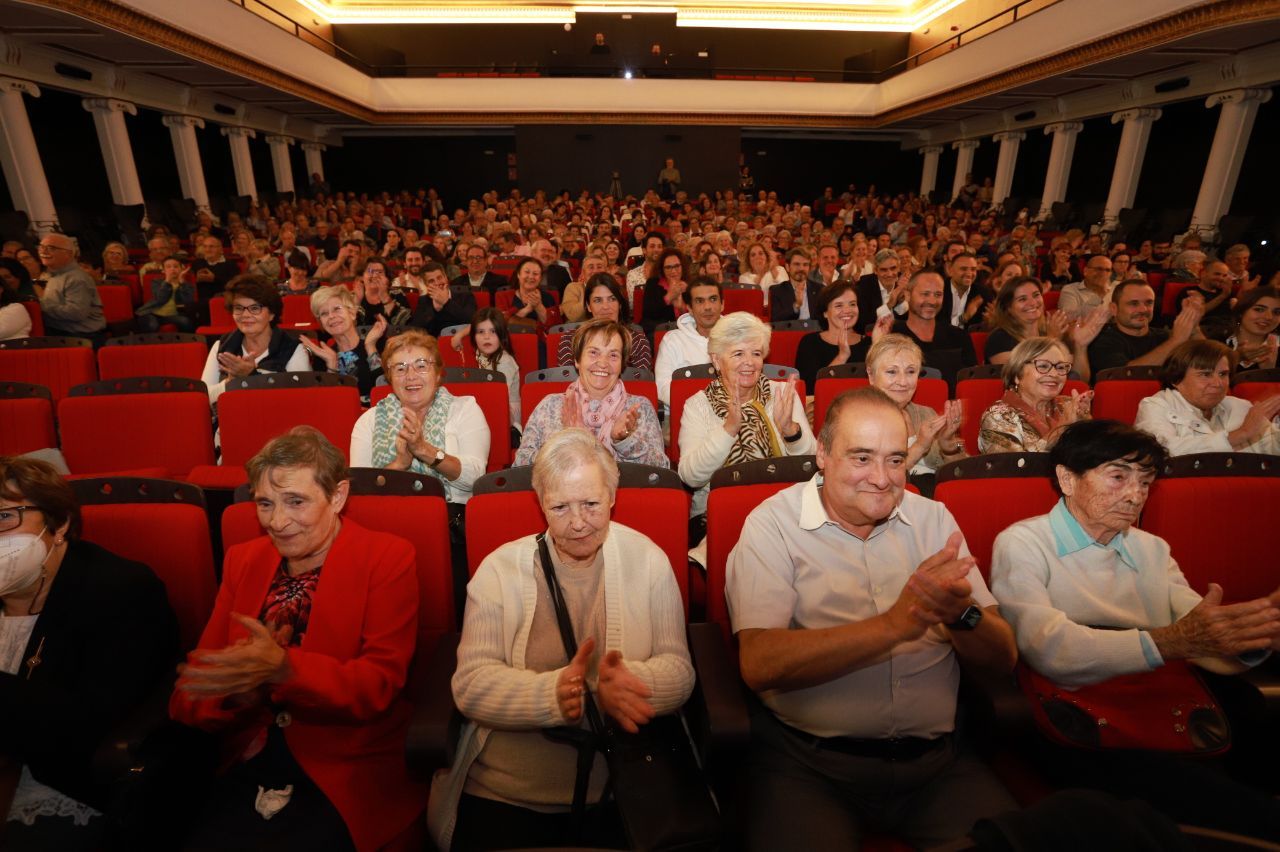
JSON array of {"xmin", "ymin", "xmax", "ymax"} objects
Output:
[{"xmin": 2, "ymin": 177, "xmax": 1279, "ymax": 851}]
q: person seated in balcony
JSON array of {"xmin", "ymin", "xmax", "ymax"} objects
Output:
[
  {"xmin": 979, "ymin": 337, "xmax": 1092, "ymax": 454},
  {"xmin": 429, "ymin": 427, "xmax": 694, "ymax": 851},
  {"xmin": 556, "ymin": 274, "xmax": 651, "ymax": 374},
  {"xmin": 990, "ymin": 419, "xmax": 1280, "ymax": 840},
  {"xmin": 516, "ymin": 319, "xmax": 667, "ymax": 469},
  {"xmin": 1135, "ymin": 339, "xmax": 1280, "ymax": 456},
  {"xmin": 173, "ymin": 427, "xmax": 426, "ymax": 852},
  {"xmin": 1225, "ymin": 285, "xmax": 1280, "ymax": 372}
]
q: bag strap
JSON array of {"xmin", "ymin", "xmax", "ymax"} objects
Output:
[{"xmin": 536, "ymin": 533, "xmax": 607, "ymax": 836}]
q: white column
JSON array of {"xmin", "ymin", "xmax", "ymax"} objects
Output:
[
  {"xmin": 918, "ymin": 145, "xmax": 943, "ymax": 198},
  {"xmin": 1189, "ymin": 88, "xmax": 1273, "ymax": 239},
  {"xmin": 161, "ymin": 114, "xmax": 210, "ymax": 213},
  {"xmin": 990, "ymin": 131, "xmax": 1025, "ymax": 208},
  {"xmin": 301, "ymin": 142, "xmax": 326, "ymax": 183},
  {"xmin": 0, "ymin": 77, "xmax": 58, "ymax": 233},
  {"xmin": 1037, "ymin": 121, "xmax": 1083, "ymax": 221},
  {"xmin": 950, "ymin": 139, "xmax": 980, "ymax": 202},
  {"xmin": 221, "ymin": 126, "xmax": 258, "ymax": 201},
  {"xmin": 82, "ymin": 98, "xmax": 144, "ymax": 207},
  {"xmin": 266, "ymin": 135, "xmax": 295, "ymax": 195},
  {"xmin": 1102, "ymin": 107, "xmax": 1161, "ymax": 229}
]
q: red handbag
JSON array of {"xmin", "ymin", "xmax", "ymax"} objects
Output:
[{"xmin": 1016, "ymin": 660, "xmax": 1230, "ymax": 754}]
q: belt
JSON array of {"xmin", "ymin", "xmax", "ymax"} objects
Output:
[{"xmin": 779, "ymin": 721, "xmax": 950, "ymax": 762}]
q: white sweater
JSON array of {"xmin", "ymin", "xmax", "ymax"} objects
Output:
[
  {"xmin": 1135, "ymin": 387, "xmax": 1280, "ymax": 456},
  {"xmin": 349, "ymin": 394, "xmax": 489, "ymax": 503},
  {"xmin": 677, "ymin": 378, "xmax": 816, "ymax": 516},
  {"xmin": 654, "ymin": 312, "xmax": 710, "ymax": 408},
  {"xmin": 428, "ymin": 523, "xmax": 694, "ymax": 850},
  {"xmin": 0, "ymin": 303, "xmax": 32, "ymax": 341}
]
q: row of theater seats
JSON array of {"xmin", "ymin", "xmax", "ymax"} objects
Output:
[
  {"xmin": 71, "ymin": 448, "xmax": 1279, "ymax": 846},
  {"xmin": 5, "ymin": 334, "xmax": 1280, "ymax": 483}
]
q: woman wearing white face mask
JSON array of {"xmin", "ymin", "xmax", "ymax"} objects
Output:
[{"xmin": 0, "ymin": 457, "xmax": 177, "ymax": 848}]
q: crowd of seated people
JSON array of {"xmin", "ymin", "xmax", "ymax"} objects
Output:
[{"xmin": 3, "ymin": 177, "xmax": 1280, "ymax": 850}]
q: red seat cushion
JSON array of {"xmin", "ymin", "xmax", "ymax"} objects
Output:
[
  {"xmin": 1092, "ymin": 379, "xmax": 1161, "ymax": 425},
  {"xmin": 0, "ymin": 347, "xmax": 96, "ymax": 403}
]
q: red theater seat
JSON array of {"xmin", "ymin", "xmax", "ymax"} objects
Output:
[
  {"xmin": 812, "ymin": 364, "xmax": 949, "ymax": 436},
  {"xmin": 97, "ymin": 333, "xmax": 209, "ymax": 380},
  {"xmin": 1231, "ymin": 368, "xmax": 1280, "ymax": 405},
  {"xmin": 465, "ymin": 464, "xmax": 691, "ymax": 616},
  {"xmin": 59, "ymin": 377, "xmax": 214, "ymax": 479},
  {"xmin": 20, "ymin": 301, "xmax": 44, "ymax": 336},
  {"xmin": 768, "ymin": 319, "xmax": 819, "ymax": 369},
  {"xmin": 0, "ymin": 382, "xmax": 56, "ymax": 455},
  {"xmin": 1092, "ymin": 366, "xmax": 1162, "ymax": 425},
  {"xmin": 0, "ymin": 337, "xmax": 97, "ymax": 404}
]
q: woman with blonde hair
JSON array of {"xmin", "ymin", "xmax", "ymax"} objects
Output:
[
  {"xmin": 866, "ymin": 333, "xmax": 966, "ymax": 478},
  {"xmin": 736, "ymin": 240, "xmax": 787, "ymax": 304},
  {"xmin": 978, "ymin": 336, "xmax": 1092, "ymax": 453}
]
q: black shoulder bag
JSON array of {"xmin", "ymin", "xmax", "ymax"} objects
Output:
[{"xmin": 536, "ymin": 533, "xmax": 720, "ymax": 852}]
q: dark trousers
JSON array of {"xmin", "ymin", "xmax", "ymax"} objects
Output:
[
  {"xmin": 744, "ymin": 702, "xmax": 1016, "ymax": 851},
  {"xmin": 451, "ymin": 793, "xmax": 626, "ymax": 852}
]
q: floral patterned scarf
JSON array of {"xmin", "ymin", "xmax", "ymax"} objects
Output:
[{"xmin": 564, "ymin": 378, "xmax": 629, "ymax": 448}]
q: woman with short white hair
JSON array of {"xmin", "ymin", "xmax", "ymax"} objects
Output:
[
  {"xmin": 430, "ymin": 427, "xmax": 694, "ymax": 851},
  {"xmin": 300, "ymin": 285, "xmax": 386, "ymax": 403},
  {"xmin": 678, "ymin": 312, "xmax": 815, "ymax": 537}
]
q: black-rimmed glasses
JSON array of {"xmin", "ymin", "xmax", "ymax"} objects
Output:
[{"xmin": 0, "ymin": 505, "xmax": 41, "ymax": 533}]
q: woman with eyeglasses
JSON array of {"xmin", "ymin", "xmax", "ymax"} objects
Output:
[
  {"xmin": 201, "ymin": 274, "xmax": 310, "ymax": 409},
  {"xmin": 641, "ymin": 248, "xmax": 690, "ymax": 334},
  {"xmin": 978, "ymin": 336, "xmax": 1092, "ymax": 454},
  {"xmin": 354, "ymin": 258, "xmax": 411, "ymax": 328},
  {"xmin": 349, "ymin": 328, "xmax": 488, "ymax": 506},
  {"xmin": 0, "ymin": 456, "xmax": 176, "ymax": 848}
]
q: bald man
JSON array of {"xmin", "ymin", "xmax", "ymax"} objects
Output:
[{"xmin": 37, "ymin": 234, "xmax": 105, "ymax": 340}]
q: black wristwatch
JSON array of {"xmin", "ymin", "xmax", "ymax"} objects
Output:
[{"xmin": 948, "ymin": 604, "xmax": 983, "ymax": 631}]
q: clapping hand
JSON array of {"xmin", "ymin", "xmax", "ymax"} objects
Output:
[
  {"xmin": 721, "ymin": 377, "xmax": 743, "ymax": 436},
  {"xmin": 888, "ymin": 532, "xmax": 975, "ymax": 640},
  {"xmin": 177, "ymin": 614, "xmax": 290, "ymax": 697},
  {"xmin": 771, "ymin": 374, "xmax": 800, "ymax": 438},
  {"xmin": 300, "ymin": 335, "xmax": 338, "ymax": 370},
  {"xmin": 556, "ymin": 638, "xmax": 595, "ymax": 723},
  {"xmin": 597, "ymin": 650, "xmax": 655, "ymax": 734},
  {"xmin": 217, "ymin": 349, "xmax": 260, "ymax": 379},
  {"xmin": 962, "ymin": 295, "xmax": 985, "ymax": 324},
  {"xmin": 365, "ymin": 314, "xmax": 388, "ymax": 355},
  {"xmin": 610, "ymin": 403, "xmax": 642, "ymax": 443},
  {"xmin": 871, "ymin": 312, "xmax": 895, "ymax": 342},
  {"xmin": 1172, "ymin": 301, "xmax": 1204, "ymax": 342},
  {"xmin": 1063, "ymin": 389, "xmax": 1093, "ymax": 423}
]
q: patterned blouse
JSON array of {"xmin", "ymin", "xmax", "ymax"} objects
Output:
[
  {"xmin": 978, "ymin": 391, "xmax": 1083, "ymax": 454},
  {"xmin": 258, "ymin": 560, "xmax": 321, "ymax": 646}
]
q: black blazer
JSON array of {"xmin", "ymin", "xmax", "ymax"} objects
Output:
[
  {"xmin": 410, "ymin": 284, "xmax": 478, "ymax": 337},
  {"xmin": 642, "ymin": 276, "xmax": 679, "ymax": 333},
  {"xmin": 939, "ymin": 280, "xmax": 995, "ymax": 330},
  {"xmin": 855, "ymin": 273, "xmax": 888, "ymax": 318},
  {"xmin": 542, "ymin": 264, "xmax": 573, "ymax": 298},
  {"xmin": 0, "ymin": 540, "xmax": 177, "ymax": 807},
  {"xmin": 451, "ymin": 271, "xmax": 507, "ymax": 299},
  {"xmin": 769, "ymin": 279, "xmax": 825, "ymax": 323}
]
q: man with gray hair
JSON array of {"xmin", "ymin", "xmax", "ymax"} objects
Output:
[
  {"xmin": 1169, "ymin": 249, "xmax": 1205, "ymax": 284},
  {"xmin": 856, "ymin": 248, "xmax": 909, "ymax": 324},
  {"xmin": 37, "ymin": 233, "xmax": 105, "ymax": 341},
  {"xmin": 727, "ymin": 387, "xmax": 1017, "ymax": 850}
]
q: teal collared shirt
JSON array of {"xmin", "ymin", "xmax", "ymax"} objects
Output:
[{"xmin": 1049, "ymin": 499, "xmax": 1162, "ymax": 667}]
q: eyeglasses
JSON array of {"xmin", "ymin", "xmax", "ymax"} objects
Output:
[
  {"xmin": 231, "ymin": 303, "xmax": 266, "ymax": 316},
  {"xmin": 663, "ymin": 263, "xmax": 683, "ymax": 271},
  {"xmin": 390, "ymin": 358, "xmax": 438, "ymax": 377},
  {"xmin": 0, "ymin": 505, "xmax": 40, "ymax": 533},
  {"xmin": 37, "ymin": 244, "xmax": 69, "ymax": 254},
  {"xmin": 1031, "ymin": 359, "xmax": 1072, "ymax": 376}
]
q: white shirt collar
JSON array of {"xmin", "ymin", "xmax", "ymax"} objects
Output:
[{"xmin": 798, "ymin": 473, "xmax": 911, "ymax": 535}]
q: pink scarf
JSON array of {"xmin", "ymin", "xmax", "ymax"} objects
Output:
[{"xmin": 563, "ymin": 378, "xmax": 629, "ymax": 447}]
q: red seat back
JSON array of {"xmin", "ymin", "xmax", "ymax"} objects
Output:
[
  {"xmin": 98, "ymin": 341, "xmax": 208, "ymax": 380},
  {"xmin": 74, "ymin": 478, "xmax": 217, "ymax": 651},
  {"xmin": 668, "ymin": 369, "xmax": 715, "ymax": 464},
  {"xmin": 969, "ymin": 331, "xmax": 988, "ymax": 364},
  {"xmin": 1160, "ymin": 280, "xmax": 1195, "ymax": 319},
  {"xmin": 218, "ymin": 385, "xmax": 362, "ymax": 466},
  {"xmin": 465, "ymin": 465, "xmax": 691, "ymax": 615},
  {"xmin": 1092, "ymin": 379, "xmax": 1160, "ymax": 424},
  {"xmin": 1140, "ymin": 454, "xmax": 1280, "ymax": 602},
  {"xmin": 722, "ymin": 288, "xmax": 765, "ymax": 320},
  {"xmin": 933, "ymin": 454, "xmax": 1059, "ymax": 580},
  {"xmin": 0, "ymin": 341, "xmax": 97, "ymax": 403},
  {"xmin": 0, "ymin": 383, "xmax": 55, "ymax": 455},
  {"xmin": 813, "ymin": 377, "xmax": 949, "ymax": 437},
  {"xmin": 207, "ymin": 299, "xmax": 235, "ymax": 331},
  {"xmin": 1232, "ymin": 382, "xmax": 1280, "ymax": 404},
  {"xmin": 97, "ymin": 284, "xmax": 134, "ymax": 326},
  {"xmin": 705, "ymin": 456, "xmax": 822, "ymax": 638},
  {"xmin": 1041, "ymin": 291, "xmax": 1060, "ymax": 313},
  {"xmin": 59, "ymin": 386, "xmax": 214, "ymax": 478},
  {"xmin": 767, "ymin": 330, "xmax": 806, "ymax": 369},
  {"xmin": 280, "ymin": 294, "xmax": 316, "ymax": 330},
  {"xmin": 21, "ymin": 301, "xmax": 43, "ymax": 336},
  {"xmin": 444, "ymin": 373, "xmax": 513, "ymax": 472}
]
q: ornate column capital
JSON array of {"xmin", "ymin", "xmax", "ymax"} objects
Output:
[
  {"xmin": 265, "ymin": 135, "xmax": 294, "ymax": 146},
  {"xmin": 952, "ymin": 139, "xmax": 981, "ymax": 151},
  {"xmin": 162, "ymin": 114, "xmax": 205, "ymax": 129},
  {"xmin": 81, "ymin": 98, "xmax": 136, "ymax": 116},
  {"xmin": 1044, "ymin": 121, "xmax": 1083, "ymax": 135},
  {"xmin": 993, "ymin": 131, "xmax": 1026, "ymax": 143},
  {"xmin": 301, "ymin": 142, "xmax": 327, "ymax": 152},
  {"xmin": 0, "ymin": 76, "xmax": 40, "ymax": 97},
  {"xmin": 1111, "ymin": 108, "xmax": 1161, "ymax": 124},
  {"xmin": 221, "ymin": 126, "xmax": 256, "ymax": 139},
  {"xmin": 1205, "ymin": 88, "xmax": 1273, "ymax": 109}
]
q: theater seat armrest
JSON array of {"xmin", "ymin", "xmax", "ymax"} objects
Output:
[
  {"xmin": 960, "ymin": 664, "xmax": 1036, "ymax": 743},
  {"xmin": 406, "ymin": 632, "xmax": 463, "ymax": 780},
  {"xmin": 686, "ymin": 622, "xmax": 750, "ymax": 763},
  {"xmin": 90, "ymin": 677, "xmax": 176, "ymax": 786}
]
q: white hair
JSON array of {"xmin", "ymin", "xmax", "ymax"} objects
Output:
[
  {"xmin": 707, "ymin": 311, "xmax": 771, "ymax": 360},
  {"xmin": 531, "ymin": 428, "xmax": 620, "ymax": 502}
]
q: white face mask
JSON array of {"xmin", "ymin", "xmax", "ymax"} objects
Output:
[{"xmin": 0, "ymin": 533, "xmax": 50, "ymax": 598}]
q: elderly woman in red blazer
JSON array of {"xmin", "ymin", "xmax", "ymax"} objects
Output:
[{"xmin": 171, "ymin": 426, "xmax": 424, "ymax": 852}]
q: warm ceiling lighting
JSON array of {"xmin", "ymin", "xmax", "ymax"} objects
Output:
[{"xmin": 293, "ymin": 0, "xmax": 970, "ymax": 31}]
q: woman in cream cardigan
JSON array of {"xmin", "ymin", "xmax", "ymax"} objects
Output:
[{"xmin": 430, "ymin": 428, "xmax": 694, "ymax": 851}]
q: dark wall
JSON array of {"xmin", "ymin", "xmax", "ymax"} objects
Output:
[
  {"xmin": 26, "ymin": 87, "xmax": 114, "ymax": 220},
  {"xmin": 1133, "ymin": 97, "xmax": 1216, "ymax": 213},
  {"xmin": 325, "ymin": 135, "xmax": 516, "ymax": 206},
  {"xmin": 517, "ymin": 125, "xmax": 739, "ymax": 198},
  {"xmin": 1064, "ymin": 113, "xmax": 1122, "ymax": 204},
  {"xmin": 743, "ymin": 136, "xmax": 917, "ymax": 203},
  {"xmin": 131, "ymin": 106, "xmax": 182, "ymax": 202},
  {"xmin": 1009, "ymin": 129, "xmax": 1051, "ymax": 203},
  {"xmin": 1230, "ymin": 91, "xmax": 1277, "ymax": 217},
  {"xmin": 196, "ymin": 122, "xmax": 238, "ymax": 201}
]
